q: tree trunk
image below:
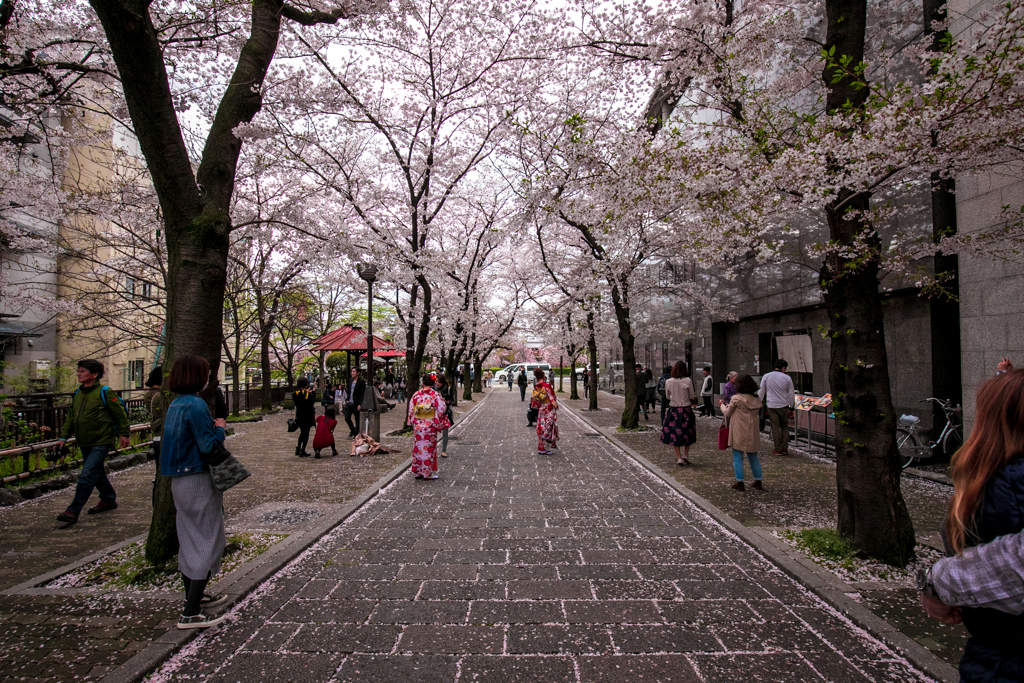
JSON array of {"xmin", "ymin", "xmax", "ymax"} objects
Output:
[
  {"xmin": 822, "ymin": 0, "xmax": 915, "ymax": 566},
  {"xmin": 260, "ymin": 327, "xmax": 272, "ymax": 411},
  {"xmin": 587, "ymin": 318, "xmax": 598, "ymax": 411},
  {"xmin": 231, "ymin": 364, "xmax": 241, "ymax": 416},
  {"xmin": 89, "ymin": 0, "xmax": 312, "ymax": 564},
  {"xmin": 462, "ymin": 360, "xmax": 472, "ymax": 401},
  {"xmin": 570, "ymin": 356, "xmax": 579, "ymax": 400},
  {"xmin": 610, "ymin": 282, "xmax": 639, "ymax": 429},
  {"xmin": 558, "ymin": 355, "xmax": 563, "ymax": 393},
  {"xmin": 403, "ymin": 279, "xmax": 432, "ymax": 428},
  {"xmin": 473, "ymin": 354, "xmax": 483, "ymax": 393}
]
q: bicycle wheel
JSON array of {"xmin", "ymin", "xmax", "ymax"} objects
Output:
[
  {"xmin": 941, "ymin": 428, "xmax": 963, "ymax": 459},
  {"xmin": 897, "ymin": 428, "xmax": 919, "ymax": 470}
]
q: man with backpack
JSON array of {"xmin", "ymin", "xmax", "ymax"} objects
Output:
[
  {"xmin": 55, "ymin": 360, "xmax": 131, "ymax": 525},
  {"xmin": 657, "ymin": 365, "xmax": 672, "ymax": 424}
]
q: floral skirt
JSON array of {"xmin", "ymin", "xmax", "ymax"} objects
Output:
[{"xmin": 661, "ymin": 406, "xmax": 697, "ymax": 447}]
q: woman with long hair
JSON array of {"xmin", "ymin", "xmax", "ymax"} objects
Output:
[
  {"xmin": 161, "ymin": 355, "xmax": 229, "ymax": 629},
  {"xmin": 531, "ymin": 368, "xmax": 559, "ymax": 455},
  {"xmin": 407, "ymin": 374, "xmax": 448, "ymax": 479},
  {"xmin": 660, "ymin": 360, "xmax": 697, "ymax": 465},
  {"xmin": 942, "ymin": 369, "xmax": 1024, "ymax": 681}
]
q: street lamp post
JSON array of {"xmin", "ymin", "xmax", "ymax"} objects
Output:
[{"xmin": 356, "ymin": 263, "xmax": 380, "ymax": 441}]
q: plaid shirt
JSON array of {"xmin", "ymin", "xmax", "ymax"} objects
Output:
[{"xmin": 930, "ymin": 530, "xmax": 1024, "ymax": 615}]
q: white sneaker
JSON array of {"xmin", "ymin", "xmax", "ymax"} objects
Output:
[
  {"xmin": 177, "ymin": 612, "xmax": 227, "ymax": 629},
  {"xmin": 201, "ymin": 593, "xmax": 229, "ymax": 608}
]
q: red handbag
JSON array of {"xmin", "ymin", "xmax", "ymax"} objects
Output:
[{"xmin": 717, "ymin": 420, "xmax": 729, "ymax": 450}]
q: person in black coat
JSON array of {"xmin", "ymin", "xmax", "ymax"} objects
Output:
[
  {"xmin": 342, "ymin": 368, "xmax": 366, "ymax": 438},
  {"xmin": 293, "ymin": 377, "xmax": 317, "ymax": 457},
  {"xmin": 517, "ymin": 369, "xmax": 528, "ymax": 402}
]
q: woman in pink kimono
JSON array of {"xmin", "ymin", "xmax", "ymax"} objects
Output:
[
  {"xmin": 531, "ymin": 369, "xmax": 559, "ymax": 454},
  {"xmin": 407, "ymin": 374, "xmax": 449, "ymax": 479}
]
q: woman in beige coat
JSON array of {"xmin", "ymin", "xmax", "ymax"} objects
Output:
[{"xmin": 723, "ymin": 374, "xmax": 764, "ymax": 491}]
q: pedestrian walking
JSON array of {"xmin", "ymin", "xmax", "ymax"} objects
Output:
[
  {"xmin": 657, "ymin": 365, "xmax": 672, "ymax": 424},
  {"xmin": 343, "ymin": 368, "xmax": 366, "ymax": 438},
  {"xmin": 397, "ymin": 376, "xmax": 406, "ymax": 402},
  {"xmin": 723, "ymin": 374, "xmax": 764, "ymax": 491},
  {"xmin": 661, "ymin": 360, "xmax": 697, "ymax": 465},
  {"xmin": 144, "ymin": 367, "xmax": 165, "ymax": 466},
  {"xmin": 437, "ymin": 374, "xmax": 455, "ymax": 458},
  {"xmin": 758, "ymin": 359, "xmax": 795, "ymax": 455},
  {"xmin": 644, "ymin": 367, "xmax": 657, "ymax": 421},
  {"xmin": 934, "ymin": 369, "xmax": 1024, "ymax": 681},
  {"xmin": 334, "ymin": 384, "xmax": 347, "ymax": 406},
  {"xmin": 721, "ymin": 371, "xmax": 739, "ymax": 407},
  {"xmin": 517, "ymin": 368, "xmax": 528, "ymax": 401},
  {"xmin": 54, "ymin": 360, "xmax": 131, "ymax": 525},
  {"xmin": 407, "ymin": 374, "xmax": 449, "ymax": 479},
  {"xmin": 508, "ymin": 370, "xmax": 514, "ymax": 391},
  {"xmin": 160, "ymin": 354, "xmax": 230, "ymax": 629},
  {"xmin": 531, "ymin": 369, "xmax": 559, "ymax": 454},
  {"xmin": 633, "ymin": 364, "xmax": 648, "ymax": 420},
  {"xmin": 312, "ymin": 406, "xmax": 339, "ymax": 458}
]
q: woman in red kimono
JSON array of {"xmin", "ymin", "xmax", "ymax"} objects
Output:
[
  {"xmin": 407, "ymin": 374, "xmax": 449, "ymax": 479},
  {"xmin": 531, "ymin": 369, "xmax": 559, "ymax": 454}
]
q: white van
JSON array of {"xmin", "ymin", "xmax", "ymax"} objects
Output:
[{"xmin": 495, "ymin": 363, "xmax": 552, "ymax": 384}]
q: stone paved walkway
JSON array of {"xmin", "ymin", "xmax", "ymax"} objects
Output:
[{"xmin": 153, "ymin": 390, "xmax": 933, "ymax": 683}]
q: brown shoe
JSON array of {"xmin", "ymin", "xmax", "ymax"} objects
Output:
[
  {"xmin": 87, "ymin": 501, "xmax": 118, "ymax": 515},
  {"xmin": 731, "ymin": 481, "xmax": 745, "ymax": 491},
  {"xmin": 751, "ymin": 480, "xmax": 763, "ymax": 490},
  {"xmin": 771, "ymin": 449, "xmax": 784, "ymax": 455},
  {"xmin": 56, "ymin": 510, "xmax": 78, "ymax": 524}
]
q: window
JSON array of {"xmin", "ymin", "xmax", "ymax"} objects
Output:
[
  {"xmin": 131, "ymin": 360, "xmax": 145, "ymax": 389},
  {"xmin": 141, "ymin": 282, "xmax": 152, "ymax": 300},
  {"xmin": 125, "ymin": 276, "xmax": 135, "ymax": 300}
]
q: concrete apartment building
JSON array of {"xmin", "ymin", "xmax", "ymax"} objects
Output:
[{"xmin": 0, "ymin": 102, "xmax": 162, "ymax": 395}]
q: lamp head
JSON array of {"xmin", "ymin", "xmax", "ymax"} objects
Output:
[{"xmin": 357, "ymin": 263, "xmax": 378, "ymax": 283}]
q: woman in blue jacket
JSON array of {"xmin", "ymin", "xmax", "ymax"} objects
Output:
[
  {"xmin": 944, "ymin": 369, "xmax": 1024, "ymax": 681},
  {"xmin": 162, "ymin": 354, "xmax": 229, "ymax": 630}
]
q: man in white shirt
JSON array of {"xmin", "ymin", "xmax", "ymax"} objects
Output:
[{"xmin": 758, "ymin": 359, "xmax": 795, "ymax": 454}]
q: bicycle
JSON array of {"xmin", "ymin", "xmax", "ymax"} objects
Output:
[{"xmin": 896, "ymin": 398, "xmax": 963, "ymax": 470}]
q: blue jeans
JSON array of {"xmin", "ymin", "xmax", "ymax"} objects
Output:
[
  {"xmin": 68, "ymin": 445, "xmax": 116, "ymax": 514},
  {"xmin": 732, "ymin": 449, "xmax": 763, "ymax": 482}
]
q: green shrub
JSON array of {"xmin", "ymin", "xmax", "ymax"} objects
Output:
[{"xmin": 793, "ymin": 528, "xmax": 856, "ymax": 563}]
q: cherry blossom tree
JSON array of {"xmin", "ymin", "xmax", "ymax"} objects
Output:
[{"xmin": 256, "ymin": 0, "xmax": 550, "ymax": 413}]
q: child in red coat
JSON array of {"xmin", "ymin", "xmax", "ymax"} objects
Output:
[{"xmin": 312, "ymin": 407, "xmax": 339, "ymax": 458}]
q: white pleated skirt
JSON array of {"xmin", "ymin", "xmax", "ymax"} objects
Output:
[{"xmin": 171, "ymin": 472, "xmax": 225, "ymax": 580}]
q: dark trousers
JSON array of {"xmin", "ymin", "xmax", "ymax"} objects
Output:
[
  {"xmin": 297, "ymin": 425, "xmax": 312, "ymax": 453},
  {"xmin": 68, "ymin": 445, "xmax": 115, "ymax": 514},
  {"xmin": 508, "ymin": 380, "xmax": 513, "ymax": 391},
  {"xmin": 702, "ymin": 395, "xmax": 714, "ymax": 417},
  {"xmin": 343, "ymin": 402, "xmax": 359, "ymax": 435},
  {"xmin": 661, "ymin": 397, "xmax": 669, "ymax": 423},
  {"xmin": 520, "ymin": 385, "xmax": 527, "ymax": 401},
  {"xmin": 768, "ymin": 407, "xmax": 791, "ymax": 451}
]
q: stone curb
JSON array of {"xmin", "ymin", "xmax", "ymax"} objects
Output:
[
  {"xmin": 564, "ymin": 405, "xmax": 959, "ymax": 683},
  {"xmin": 99, "ymin": 389, "xmax": 492, "ymax": 683}
]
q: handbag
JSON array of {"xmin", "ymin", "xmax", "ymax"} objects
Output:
[
  {"xmin": 287, "ymin": 417, "xmax": 299, "ymax": 433},
  {"xmin": 717, "ymin": 419, "xmax": 730, "ymax": 450},
  {"xmin": 204, "ymin": 441, "xmax": 251, "ymax": 492}
]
